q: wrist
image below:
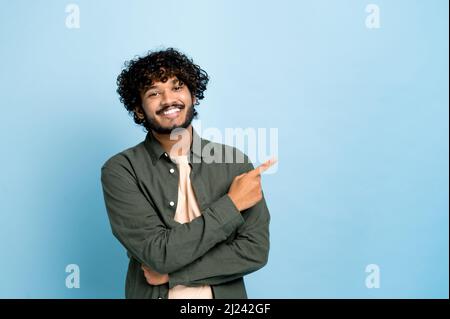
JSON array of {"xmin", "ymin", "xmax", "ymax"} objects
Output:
[{"xmin": 227, "ymin": 193, "xmax": 241, "ymax": 212}]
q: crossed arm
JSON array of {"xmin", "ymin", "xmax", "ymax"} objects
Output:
[
  {"xmin": 101, "ymin": 158, "xmax": 274, "ymax": 288},
  {"xmin": 143, "ymin": 196, "xmax": 270, "ymax": 287}
]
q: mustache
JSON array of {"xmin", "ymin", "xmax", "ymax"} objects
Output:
[{"xmin": 156, "ymin": 103, "xmax": 185, "ymax": 115}]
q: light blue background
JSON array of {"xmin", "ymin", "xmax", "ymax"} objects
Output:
[{"xmin": 0, "ymin": 0, "xmax": 448, "ymax": 298}]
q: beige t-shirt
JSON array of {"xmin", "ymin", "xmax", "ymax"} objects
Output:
[{"xmin": 168, "ymin": 155, "xmax": 214, "ymax": 299}]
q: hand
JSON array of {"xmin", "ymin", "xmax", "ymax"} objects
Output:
[
  {"xmin": 141, "ymin": 264, "xmax": 169, "ymax": 286},
  {"xmin": 228, "ymin": 158, "xmax": 277, "ymax": 212}
]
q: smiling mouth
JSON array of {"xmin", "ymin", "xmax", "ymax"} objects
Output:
[{"xmin": 157, "ymin": 105, "xmax": 184, "ymax": 119}]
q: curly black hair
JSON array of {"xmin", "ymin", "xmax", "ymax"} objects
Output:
[{"xmin": 116, "ymin": 48, "xmax": 209, "ymax": 131}]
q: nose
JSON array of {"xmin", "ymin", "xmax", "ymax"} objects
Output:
[{"xmin": 160, "ymin": 89, "xmax": 178, "ymax": 107}]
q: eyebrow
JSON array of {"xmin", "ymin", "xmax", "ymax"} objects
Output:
[{"xmin": 146, "ymin": 78, "xmax": 181, "ymax": 91}]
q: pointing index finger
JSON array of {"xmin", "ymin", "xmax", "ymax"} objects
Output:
[{"xmin": 252, "ymin": 157, "xmax": 277, "ymax": 176}]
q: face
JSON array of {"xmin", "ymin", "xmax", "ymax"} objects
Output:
[{"xmin": 136, "ymin": 76, "xmax": 196, "ymax": 134}]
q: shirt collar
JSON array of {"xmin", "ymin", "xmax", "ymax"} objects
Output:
[{"xmin": 144, "ymin": 126, "xmax": 203, "ymax": 165}]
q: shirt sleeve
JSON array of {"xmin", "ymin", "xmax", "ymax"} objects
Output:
[
  {"xmin": 167, "ymin": 161, "xmax": 271, "ymax": 288},
  {"xmin": 168, "ymin": 195, "xmax": 270, "ymax": 288},
  {"xmin": 101, "ymin": 160, "xmax": 245, "ymax": 275}
]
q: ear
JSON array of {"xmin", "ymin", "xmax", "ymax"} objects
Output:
[
  {"xmin": 192, "ymin": 96, "xmax": 197, "ymax": 105},
  {"xmin": 134, "ymin": 107, "xmax": 145, "ymax": 120}
]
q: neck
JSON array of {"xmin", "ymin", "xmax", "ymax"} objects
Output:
[{"xmin": 152, "ymin": 125, "xmax": 193, "ymax": 157}]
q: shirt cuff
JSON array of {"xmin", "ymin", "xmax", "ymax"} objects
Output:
[{"xmin": 209, "ymin": 194, "xmax": 245, "ymax": 237}]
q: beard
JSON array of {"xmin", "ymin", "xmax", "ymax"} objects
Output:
[{"xmin": 145, "ymin": 103, "xmax": 195, "ymax": 134}]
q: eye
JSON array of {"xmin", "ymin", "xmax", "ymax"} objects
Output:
[
  {"xmin": 174, "ymin": 81, "xmax": 184, "ymax": 90},
  {"xmin": 148, "ymin": 92, "xmax": 159, "ymax": 97}
]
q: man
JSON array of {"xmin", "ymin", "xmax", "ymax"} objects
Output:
[{"xmin": 101, "ymin": 48, "xmax": 274, "ymax": 299}]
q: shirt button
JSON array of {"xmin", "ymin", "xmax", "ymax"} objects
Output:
[
  {"xmin": 169, "ymin": 201, "xmax": 175, "ymax": 207},
  {"xmin": 169, "ymin": 168, "xmax": 175, "ymax": 174}
]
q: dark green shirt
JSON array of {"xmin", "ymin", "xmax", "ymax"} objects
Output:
[{"xmin": 100, "ymin": 128, "xmax": 270, "ymax": 299}]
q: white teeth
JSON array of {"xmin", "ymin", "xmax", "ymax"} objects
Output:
[{"xmin": 163, "ymin": 107, "xmax": 180, "ymax": 115}]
